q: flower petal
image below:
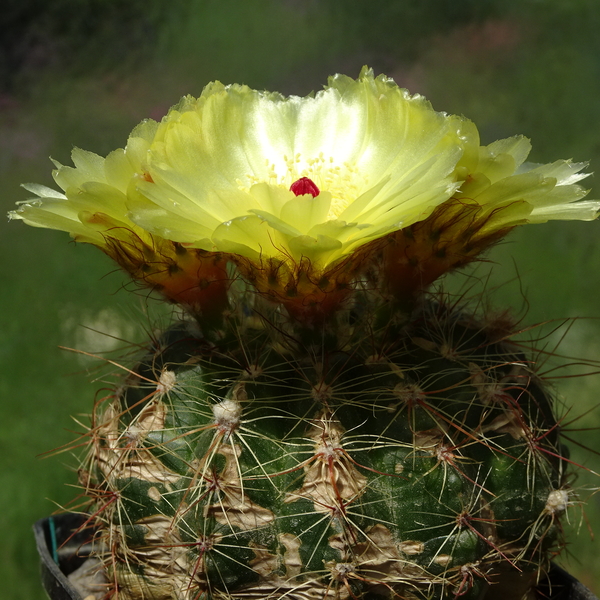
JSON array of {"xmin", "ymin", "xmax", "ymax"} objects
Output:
[{"xmin": 212, "ymin": 215, "xmax": 288, "ymax": 259}]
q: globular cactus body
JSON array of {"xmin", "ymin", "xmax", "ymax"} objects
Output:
[{"xmin": 87, "ymin": 299, "xmax": 565, "ymax": 600}]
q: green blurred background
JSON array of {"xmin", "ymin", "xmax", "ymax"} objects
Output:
[{"xmin": 2, "ymin": 0, "xmax": 600, "ymax": 597}]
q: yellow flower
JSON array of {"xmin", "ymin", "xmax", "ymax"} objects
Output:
[{"xmin": 10, "ymin": 67, "xmax": 598, "ymax": 322}]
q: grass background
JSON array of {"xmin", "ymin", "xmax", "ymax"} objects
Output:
[{"xmin": 2, "ymin": 0, "xmax": 600, "ymax": 597}]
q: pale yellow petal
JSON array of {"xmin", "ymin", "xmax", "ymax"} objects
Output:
[
  {"xmin": 246, "ymin": 182, "xmax": 294, "ymax": 216},
  {"xmin": 104, "ymin": 149, "xmax": 134, "ymax": 191},
  {"xmin": 20, "ymin": 183, "xmax": 66, "ymax": 200},
  {"xmin": 519, "ymin": 159, "xmax": 590, "ymax": 185},
  {"xmin": 279, "ymin": 192, "xmax": 332, "ymax": 235},
  {"xmin": 288, "ymin": 234, "xmax": 342, "ymax": 264},
  {"xmin": 212, "ymin": 215, "xmax": 288, "ymax": 259},
  {"xmin": 9, "ymin": 199, "xmax": 105, "ymax": 244},
  {"xmin": 485, "ymin": 136, "xmax": 531, "ymax": 170},
  {"xmin": 530, "ymin": 200, "xmax": 599, "ymax": 222}
]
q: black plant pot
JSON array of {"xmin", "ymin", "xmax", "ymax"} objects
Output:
[
  {"xmin": 34, "ymin": 513, "xmax": 598, "ymax": 600},
  {"xmin": 34, "ymin": 513, "xmax": 98, "ymax": 600}
]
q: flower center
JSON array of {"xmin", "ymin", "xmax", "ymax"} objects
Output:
[{"xmin": 290, "ymin": 177, "xmax": 320, "ymax": 197}]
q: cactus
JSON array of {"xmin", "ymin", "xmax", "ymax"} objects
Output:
[{"xmin": 11, "ymin": 69, "xmax": 599, "ymax": 600}]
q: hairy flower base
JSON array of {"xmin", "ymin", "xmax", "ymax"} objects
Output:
[
  {"xmin": 232, "ymin": 249, "xmax": 376, "ymax": 325},
  {"xmin": 104, "ymin": 230, "xmax": 230, "ymax": 317},
  {"xmin": 90, "ymin": 192, "xmax": 561, "ymax": 325},
  {"xmin": 382, "ymin": 198, "xmax": 514, "ymax": 301}
]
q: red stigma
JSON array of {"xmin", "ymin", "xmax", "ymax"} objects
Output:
[{"xmin": 290, "ymin": 177, "xmax": 320, "ymax": 197}]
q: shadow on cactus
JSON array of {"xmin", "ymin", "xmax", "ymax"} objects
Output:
[{"xmin": 12, "ymin": 68, "xmax": 600, "ymax": 600}]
